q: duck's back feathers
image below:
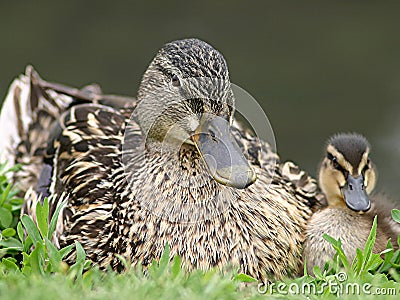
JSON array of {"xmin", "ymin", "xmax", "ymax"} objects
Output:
[
  {"xmin": 280, "ymin": 162, "xmax": 326, "ymax": 210},
  {"xmin": 0, "ymin": 66, "xmax": 74, "ymax": 192},
  {"xmin": 0, "ymin": 67, "xmax": 137, "ymax": 234},
  {"xmin": 0, "ymin": 66, "xmax": 136, "ymax": 193}
]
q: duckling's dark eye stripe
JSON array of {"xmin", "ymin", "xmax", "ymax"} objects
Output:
[
  {"xmin": 327, "ymin": 152, "xmax": 334, "ymax": 161},
  {"xmin": 327, "ymin": 152, "xmax": 348, "ymax": 175},
  {"xmin": 335, "ymin": 164, "xmax": 348, "ymax": 175}
]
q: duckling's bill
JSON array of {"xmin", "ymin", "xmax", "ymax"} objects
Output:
[
  {"xmin": 342, "ymin": 174, "xmax": 371, "ymax": 212},
  {"xmin": 190, "ymin": 115, "xmax": 257, "ymax": 189}
]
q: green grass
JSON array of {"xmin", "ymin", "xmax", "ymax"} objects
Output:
[{"xmin": 1, "ymin": 162, "xmax": 400, "ymax": 299}]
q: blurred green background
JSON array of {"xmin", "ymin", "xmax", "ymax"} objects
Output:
[{"xmin": 1, "ymin": 1, "xmax": 399, "ymax": 196}]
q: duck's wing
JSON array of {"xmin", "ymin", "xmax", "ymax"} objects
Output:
[
  {"xmin": 0, "ymin": 66, "xmax": 74, "ymax": 192},
  {"xmin": 279, "ymin": 162, "xmax": 326, "ymax": 210},
  {"xmin": 39, "ymin": 103, "xmax": 132, "ymax": 251},
  {"xmin": 0, "ymin": 66, "xmax": 136, "ymax": 195},
  {"xmin": 231, "ymin": 122, "xmax": 325, "ymax": 211},
  {"xmin": 0, "ymin": 66, "xmax": 137, "ymax": 249}
]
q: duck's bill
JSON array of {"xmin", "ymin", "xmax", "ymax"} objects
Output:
[
  {"xmin": 191, "ymin": 115, "xmax": 257, "ymax": 189},
  {"xmin": 342, "ymin": 174, "xmax": 371, "ymax": 212}
]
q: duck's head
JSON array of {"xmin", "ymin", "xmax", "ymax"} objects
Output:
[
  {"xmin": 319, "ymin": 133, "xmax": 377, "ymax": 212},
  {"xmin": 135, "ymin": 38, "xmax": 256, "ymax": 189}
]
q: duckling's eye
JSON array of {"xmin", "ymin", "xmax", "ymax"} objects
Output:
[
  {"xmin": 332, "ymin": 157, "xmax": 340, "ymax": 170},
  {"xmin": 327, "ymin": 152, "xmax": 347, "ymax": 174},
  {"xmin": 327, "ymin": 153, "xmax": 338, "ymax": 167},
  {"xmin": 171, "ymin": 74, "xmax": 180, "ymax": 87}
]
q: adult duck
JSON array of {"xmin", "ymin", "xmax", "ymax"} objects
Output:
[{"xmin": 0, "ymin": 38, "xmax": 321, "ymax": 280}]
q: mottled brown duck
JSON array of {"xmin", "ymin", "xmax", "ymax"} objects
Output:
[{"xmin": 0, "ymin": 38, "xmax": 322, "ymax": 281}]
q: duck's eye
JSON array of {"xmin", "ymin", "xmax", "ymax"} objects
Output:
[
  {"xmin": 327, "ymin": 153, "xmax": 343, "ymax": 170},
  {"xmin": 327, "ymin": 152, "xmax": 349, "ymax": 176},
  {"xmin": 332, "ymin": 157, "xmax": 340, "ymax": 170},
  {"xmin": 171, "ymin": 74, "xmax": 180, "ymax": 87}
]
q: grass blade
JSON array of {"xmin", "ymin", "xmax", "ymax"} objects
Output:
[
  {"xmin": 0, "ymin": 207, "xmax": 13, "ymax": 228},
  {"xmin": 323, "ymin": 234, "xmax": 350, "ymax": 270},
  {"xmin": 45, "ymin": 237, "xmax": 62, "ymax": 272},
  {"xmin": 35, "ymin": 200, "xmax": 49, "ymax": 239},
  {"xmin": 48, "ymin": 199, "xmax": 67, "ymax": 240},
  {"xmin": 234, "ymin": 273, "xmax": 258, "ymax": 283},
  {"xmin": 59, "ymin": 244, "xmax": 74, "ymax": 259},
  {"xmin": 17, "ymin": 221, "xmax": 24, "ymax": 242},
  {"xmin": 21, "ymin": 215, "xmax": 42, "ymax": 247},
  {"xmin": 29, "ymin": 243, "xmax": 45, "ymax": 275},
  {"xmin": 361, "ymin": 217, "xmax": 377, "ymax": 268},
  {"xmin": 392, "ymin": 209, "xmax": 400, "ymax": 223},
  {"xmin": 0, "ymin": 183, "xmax": 12, "ymax": 206}
]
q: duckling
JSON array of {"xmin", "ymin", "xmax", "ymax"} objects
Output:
[
  {"xmin": 304, "ymin": 133, "xmax": 399, "ymax": 273},
  {"xmin": 0, "ymin": 38, "xmax": 323, "ymax": 281}
]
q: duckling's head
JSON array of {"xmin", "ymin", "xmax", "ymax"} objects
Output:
[
  {"xmin": 319, "ymin": 133, "xmax": 377, "ymax": 212},
  {"xmin": 134, "ymin": 38, "xmax": 256, "ymax": 189}
]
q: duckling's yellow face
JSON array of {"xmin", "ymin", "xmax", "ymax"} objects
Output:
[{"xmin": 319, "ymin": 135, "xmax": 377, "ymax": 212}]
